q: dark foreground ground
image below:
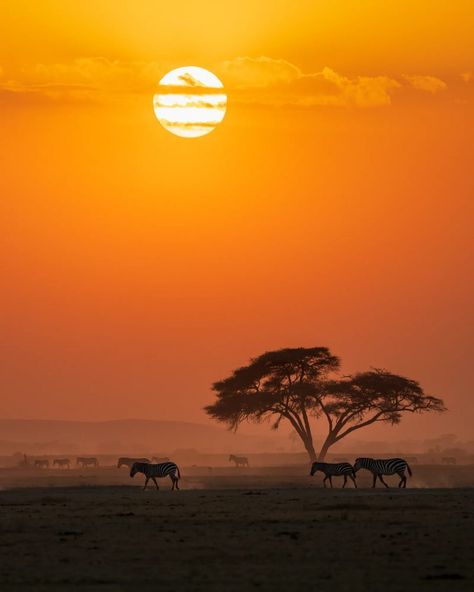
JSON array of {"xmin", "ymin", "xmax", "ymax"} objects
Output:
[{"xmin": 0, "ymin": 469, "xmax": 473, "ymax": 592}]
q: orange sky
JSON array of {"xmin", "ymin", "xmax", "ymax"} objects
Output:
[{"xmin": 0, "ymin": 1, "xmax": 473, "ymax": 442}]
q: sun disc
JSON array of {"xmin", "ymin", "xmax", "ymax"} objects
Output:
[{"xmin": 153, "ymin": 66, "xmax": 227, "ymax": 138}]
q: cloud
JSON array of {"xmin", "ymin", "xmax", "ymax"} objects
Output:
[
  {"xmin": 0, "ymin": 58, "xmax": 162, "ymax": 103},
  {"xmin": 218, "ymin": 57, "xmax": 401, "ymax": 107},
  {"xmin": 403, "ymin": 74, "xmax": 447, "ymax": 94},
  {"xmin": 219, "ymin": 56, "xmax": 301, "ymax": 88},
  {"xmin": 0, "ymin": 56, "xmax": 452, "ymax": 109}
]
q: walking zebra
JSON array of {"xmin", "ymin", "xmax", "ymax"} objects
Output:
[
  {"xmin": 354, "ymin": 457, "xmax": 412, "ymax": 488},
  {"xmin": 310, "ymin": 462, "xmax": 357, "ymax": 488},
  {"xmin": 53, "ymin": 458, "xmax": 70, "ymax": 469},
  {"xmin": 229, "ymin": 454, "xmax": 249, "ymax": 468},
  {"xmin": 76, "ymin": 457, "xmax": 99, "ymax": 468},
  {"xmin": 130, "ymin": 461, "xmax": 181, "ymax": 491},
  {"xmin": 117, "ymin": 457, "xmax": 150, "ymax": 468}
]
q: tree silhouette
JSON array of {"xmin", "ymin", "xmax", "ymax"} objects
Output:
[
  {"xmin": 316, "ymin": 369, "xmax": 446, "ymax": 460},
  {"xmin": 205, "ymin": 348, "xmax": 446, "ymax": 461},
  {"xmin": 205, "ymin": 347, "xmax": 339, "ymax": 461}
]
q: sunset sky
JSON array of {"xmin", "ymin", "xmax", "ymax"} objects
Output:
[{"xmin": 0, "ymin": 1, "xmax": 473, "ymax": 443}]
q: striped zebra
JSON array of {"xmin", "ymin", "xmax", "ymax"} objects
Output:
[
  {"xmin": 229, "ymin": 454, "xmax": 249, "ymax": 468},
  {"xmin": 117, "ymin": 457, "xmax": 150, "ymax": 468},
  {"xmin": 354, "ymin": 457, "xmax": 412, "ymax": 488},
  {"xmin": 310, "ymin": 462, "xmax": 357, "ymax": 488},
  {"xmin": 76, "ymin": 457, "xmax": 99, "ymax": 468},
  {"xmin": 130, "ymin": 461, "xmax": 181, "ymax": 491}
]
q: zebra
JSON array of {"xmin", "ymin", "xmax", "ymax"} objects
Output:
[
  {"xmin": 442, "ymin": 457, "xmax": 456, "ymax": 465},
  {"xmin": 76, "ymin": 456, "xmax": 99, "ymax": 468},
  {"xmin": 34, "ymin": 459, "xmax": 50, "ymax": 469},
  {"xmin": 354, "ymin": 457, "xmax": 412, "ymax": 488},
  {"xmin": 229, "ymin": 454, "xmax": 249, "ymax": 468},
  {"xmin": 117, "ymin": 457, "xmax": 150, "ymax": 468},
  {"xmin": 130, "ymin": 461, "xmax": 181, "ymax": 491},
  {"xmin": 53, "ymin": 458, "xmax": 70, "ymax": 469},
  {"xmin": 310, "ymin": 462, "xmax": 357, "ymax": 488}
]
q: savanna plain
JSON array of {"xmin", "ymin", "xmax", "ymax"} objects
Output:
[{"xmin": 1, "ymin": 465, "xmax": 473, "ymax": 591}]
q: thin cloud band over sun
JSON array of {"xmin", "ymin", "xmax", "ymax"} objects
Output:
[{"xmin": 0, "ymin": 55, "xmax": 452, "ymax": 108}]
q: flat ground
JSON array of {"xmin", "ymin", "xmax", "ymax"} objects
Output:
[{"xmin": 0, "ymin": 468, "xmax": 473, "ymax": 591}]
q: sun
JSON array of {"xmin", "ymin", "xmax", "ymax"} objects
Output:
[{"xmin": 153, "ymin": 66, "xmax": 227, "ymax": 138}]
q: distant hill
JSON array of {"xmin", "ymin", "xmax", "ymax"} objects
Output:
[{"xmin": 0, "ymin": 418, "xmax": 274, "ymax": 455}]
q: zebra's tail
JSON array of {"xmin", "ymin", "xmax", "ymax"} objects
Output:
[
  {"xmin": 406, "ymin": 463, "xmax": 412, "ymax": 477},
  {"xmin": 176, "ymin": 465, "xmax": 181, "ymax": 480}
]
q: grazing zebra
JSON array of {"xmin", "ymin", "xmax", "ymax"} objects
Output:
[
  {"xmin": 53, "ymin": 458, "xmax": 70, "ymax": 469},
  {"xmin": 310, "ymin": 462, "xmax": 357, "ymax": 488},
  {"xmin": 229, "ymin": 454, "xmax": 249, "ymax": 468},
  {"xmin": 354, "ymin": 457, "xmax": 412, "ymax": 488},
  {"xmin": 76, "ymin": 456, "xmax": 99, "ymax": 468},
  {"xmin": 34, "ymin": 459, "xmax": 50, "ymax": 469},
  {"xmin": 117, "ymin": 457, "xmax": 150, "ymax": 468},
  {"xmin": 130, "ymin": 461, "xmax": 181, "ymax": 491}
]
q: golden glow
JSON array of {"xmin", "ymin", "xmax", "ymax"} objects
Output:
[{"xmin": 153, "ymin": 66, "xmax": 227, "ymax": 138}]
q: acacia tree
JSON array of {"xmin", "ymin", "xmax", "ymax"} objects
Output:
[
  {"xmin": 205, "ymin": 347, "xmax": 339, "ymax": 461},
  {"xmin": 316, "ymin": 369, "xmax": 446, "ymax": 460},
  {"xmin": 205, "ymin": 347, "xmax": 446, "ymax": 462}
]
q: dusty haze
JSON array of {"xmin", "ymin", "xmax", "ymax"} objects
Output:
[{"xmin": 1, "ymin": 1, "xmax": 473, "ymax": 443}]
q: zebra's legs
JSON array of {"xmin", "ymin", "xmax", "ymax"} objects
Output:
[
  {"xmin": 143, "ymin": 477, "xmax": 149, "ymax": 491},
  {"xmin": 398, "ymin": 473, "xmax": 407, "ymax": 488},
  {"xmin": 323, "ymin": 476, "xmax": 328, "ymax": 488},
  {"xmin": 152, "ymin": 477, "xmax": 159, "ymax": 490},
  {"xmin": 372, "ymin": 474, "xmax": 377, "ymax": 488},
  {"xmin": 350, "ymin": 474, "xmax": 357, "ymax": 488},
  {"xmin": 329, "ymin": 476, "xmax": 333, "ymax": 488},
  {"xmin": 343, "ymin": 475, "xmax": 347, "ymax": 488},
  {"xmin": 378, "ymin": 475, "xmax": 389, "ymax": 488}
]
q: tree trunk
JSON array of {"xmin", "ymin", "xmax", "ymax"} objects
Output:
[
  {"xmin": 317, "ymin": 434, "xmax": 336, "ymax": 461},
  {"xmin": 302, "ymin": 435, "xmax": 317, "ymax": 462}
]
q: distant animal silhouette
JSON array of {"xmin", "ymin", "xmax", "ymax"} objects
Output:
[
  {"xmin": 34, "ymin": 459, "xmax": 50, "ymax": 469},
  {"xmin": 76, "ymin": 457, "xmax": 99, "ymax": 468},
  {"xmin": 354, "ymin": 457, "xmax": 412, "ymax": 488},
  {"xmin": 441, "ymin": 457, "xmax": 457, "ymax": 465},
  {"xmin": 117, "ymin": 457, "xmax": 150, "ymax": 468},
  {"xmin": 130, "ymin": 461, "xmax": 181, "ymax": 491},
  {"xmin": 310, "ymin": 462, "xmax": 357, "ymax": 488},
  {"xmin": 229, "ymin": 454, "xmax": 249, "ymax": 468},
  {"xmin": 151, "ymin": 456, "xmax": 170, "ymax": 463},
  {"xmin": 53, "ymin": 458, "xmax": 70, "ymax": 469}
]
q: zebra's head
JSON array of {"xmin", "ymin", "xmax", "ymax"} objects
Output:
[
  {"xmin": 354, "ymin": 458, "xmax": 371, "ymax": 472},
  {"xmin": 310, "ymin": 462, "xmax": 321, "ymax": 476},
  {"xmin": 130, "ymin": 462, "xmax": 140, "ymax": 478},
  {"xmin": 228, "ymin": 455, "xmax": 234, "ymax": 462}
]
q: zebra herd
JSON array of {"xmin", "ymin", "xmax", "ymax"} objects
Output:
[
  {"xmin": 28, "ymin": 454, "xmax": 414, "ymax": 490},
  {"xmin": 33, "ymin": 457, "xmax": 99, "ymax": 469},
  {"xmin": 311, "ymin": 458, "xmax": 413, "ymax": 488}
]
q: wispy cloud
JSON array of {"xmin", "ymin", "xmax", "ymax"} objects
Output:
[
  {"xmin": 0, "ymin": 56, "xmax": 451, "ymax": 109},
  {"xmin": 403, "ymin": 74, "xmax": 447, "ymax": 94},
  {"xmin": 218, "ymin": 57, "xmax": 454, "ymax": 107}
]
